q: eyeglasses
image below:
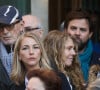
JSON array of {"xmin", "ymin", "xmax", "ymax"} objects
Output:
[
  {"xmin": 0, "ymin": 20, "xmax": 20, "ymax": 32},
  {"xmin": 24, "ymin": 26, "xmax": 41, "ymax": 32}
]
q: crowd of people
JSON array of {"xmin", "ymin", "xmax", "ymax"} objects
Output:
[{"xmin": 0, "ymin": 5, "xmax": 100, "ymax": 90}]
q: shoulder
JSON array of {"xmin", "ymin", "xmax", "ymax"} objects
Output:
[
  {"xmin": 56, "ymin": 71, "xmax": 72, "ymax": 90},
  {"xmin": 0, "ymin": 82, "xmax": 9, "ymax": 90},
  {"xmin": 90, "ymin": 42, "xmax": 100, "ymax": 65},
  {"xmin": 55, "ymin": 71, "xmax": 67, "ymax": 80},
  {"xmin": 93, "ymin": 43, "xmax": 100, "ymax": 53},
  {"xmin": 90, "ymin": 50, "xmax": 100, "ymax": 66},
  {"xmin": 10, "ymin": 82, "xmax": 25, "ymax": 90},
  {"xmin": 0, "ymin": 60, "xmax": 11, "ymax": 85}
]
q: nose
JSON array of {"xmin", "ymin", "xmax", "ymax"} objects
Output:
[
  {"xmin": 71, "ymin": 49, "xmax": 76, "ymax": 56},
  {"xmin": 29, "ymin": 47, "xmax": 34, "ymax": 55},
  {"xmin": 3, "ymin": 28, "xmax": 9, "ymax": 34},
  {"xmin": 75, "ymin": 29, "xmax": 80, "ymax": 35}
]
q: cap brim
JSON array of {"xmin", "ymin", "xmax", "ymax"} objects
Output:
[{"xmin": 0, "ymin": 17, "xmax": 11, "ymax": 25}]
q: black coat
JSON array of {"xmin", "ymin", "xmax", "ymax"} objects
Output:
[
  {"xmin": 0, "ymin": 59, "xmax": 25, "ymax": 90},
  {"xmin": 0, "ymin": 59, "xmax": 12, "ymax": 90},
  {"xmin": 90, "ymin": 42, "xmax": 100, "ymax": 66},
  {"xmin": 56, "ymin": 71, "xmax": 72, "ymax": 90},
  {"xmin": 90, "ymin": 51, "xmax": 100, "ymax": 66}
]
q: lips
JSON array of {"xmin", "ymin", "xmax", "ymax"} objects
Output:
[
  {"xmin": 3, "ymin": 37, "xmax": 11, "ymax": 40},
  {"xmin": 68, "ymin": 58, "xmax": 73, "ymax": 61},
  {"xmin": 28, "ymin": 57, "xmax": 36, "ymax": 60}
]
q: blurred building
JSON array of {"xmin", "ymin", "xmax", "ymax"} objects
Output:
[{"xmin": 0, "ymin": 0, "xmax": 100, "ymax": 42}]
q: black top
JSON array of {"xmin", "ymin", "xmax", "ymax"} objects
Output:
[{"xmin": 56, "ymin": 71, "xmax": 72, "ymax": 90}]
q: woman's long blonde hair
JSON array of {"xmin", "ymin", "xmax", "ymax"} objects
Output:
[
  {"xmin": 56, "ymin": 33, "xmax": 84, "ymax": 90},
  {"xmin": 11, "ymin": 32, "xmax": 51, "ymax": 85},
  {"xmin": 44, "ymin": 30, "xmax": 84, "ymax": 90}
]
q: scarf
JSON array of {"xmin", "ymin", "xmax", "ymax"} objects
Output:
[
  {"xmin": 0, "ymin": 42, "xmax": 13, "ymax": 76},
  {"xmin": 79, "ymin": 40, "xmax": 93, "ymax": 82}
]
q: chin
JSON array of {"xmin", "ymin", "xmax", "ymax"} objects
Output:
[{"xmin": 65, "ymin": 63, "xmax": 72, "ymax": 66}]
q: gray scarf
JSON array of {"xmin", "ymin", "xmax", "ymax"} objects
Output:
[{"xmin": 0, "ymin": 41, "xmax": 13, "ymax": 76}]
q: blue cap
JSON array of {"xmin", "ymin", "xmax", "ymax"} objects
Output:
[{"xmin": 0, "ymin": 5, "xmax": 22, "ymax": 25}]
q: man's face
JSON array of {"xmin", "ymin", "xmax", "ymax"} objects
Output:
[
  {"xmin": 0, "ymin": 20, "xmax": 23, "ymax": 45},
  {"xmin": 65, "ymin": 19, "xmax": 93, "ymax": 52},
  {"xmin": 23, "ymin": 15, "xmax": 43, "ymax": 38}
]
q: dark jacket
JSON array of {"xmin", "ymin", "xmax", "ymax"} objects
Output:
[
  {"xmin": 90, "ymin": 50, "xmax": 100, "ymax": 66},
  {"xmin": 0, "ymin": 59, "xmax": 25, "ymax": 90},
  {"xmin": 10, "ymin": 83, "xmax": 25, "ymax": 90},
  {"xmin": 0, "ymin": 59, "xmax": 12, "ymax": 90},
  {"xmin": 56, "ymin": 71, "xmax": 72, "ymax": 90},
  {"xmin": 11, "ymin": 71, "xmax": 71, "ymax": 90}
]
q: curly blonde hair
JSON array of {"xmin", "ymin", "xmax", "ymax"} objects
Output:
[
  {"xmin": 56, "ymin": 33, "xmax": 84, "ymax": 90},
  {"xmin": 44, "ymin": 31, "xmax": 85, "ymax": 90}
]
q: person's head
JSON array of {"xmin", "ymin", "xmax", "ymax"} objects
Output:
[
  {"xmin": 44, "ymin": 30, "xmax": 84, "ymax": 89},
  {"xmin": 56, "ymin": 33, "xmax": 84, "ymax": 89},
  {"xmin": 44, "ymin": 30, "xmax": 63, "ymax": 70},
  {"xmin": 22, "ymin": 15, "xmax": 43, "ymax": 38},
  {"xmin": 11, "ymin": 32, "xmax": 51, "ymax": 85},
  {"xmin": 0, "ymin": 5, "xmax": 24, "ymax": 45},
  {"xmin": 64, "ymin": 10, "xmax": 93, "ymax": 52},
  {"xmin": 26, "ymin": 69, "xmax": 62, "ymax": 90},
  {"xmin": 55, "ymin": 33, "xmax": 78, "ymax": 69},
  {"xmin": 44, "ymin": 30, "xmax": 77, "ymax": 68}
]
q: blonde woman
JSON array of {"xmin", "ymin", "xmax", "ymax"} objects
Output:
[
  {"xmin": 56, "ymin": 33, "xmax": 85, "ymax": 90},
  {"xmin": 44, "ymin": 30, "xmax": 85, "ymax": 90},
  {"xmin": 11, "ymin": 32, "xmax": 51, "ymax": 89}
]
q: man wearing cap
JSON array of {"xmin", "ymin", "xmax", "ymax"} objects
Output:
[
  {"xmin": 22, "ymin": 15, "xmax": 44, "ymax": 38},
  {"xmin": 0, "ymin": 5, "xmax": 24, "ymax": 89}
]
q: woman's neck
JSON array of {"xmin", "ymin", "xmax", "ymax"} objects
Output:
[{"xmin": 26, "ymin": 65, "xmax": 40, "ymax": 72}]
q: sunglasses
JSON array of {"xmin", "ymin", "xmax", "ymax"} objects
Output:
[
  {"xmin": 24, "ymin": 27, "xmax": 41, "ymax": 32},
  {"xmin": 0, "ymin": 20, "xmax": 20, "ymax": 32}
]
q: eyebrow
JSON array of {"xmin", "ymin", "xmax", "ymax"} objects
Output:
[
  {"xmin": 22, "ymin": 44, "xmax": 39, "ymax": 46},
  {"xmin": 24, "ymin": 26, "xmax": 41, "ymax": 32}
]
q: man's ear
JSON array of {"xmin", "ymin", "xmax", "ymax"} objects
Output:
[
  {"xmin": 19, "ymin": 20, "xmax": 24, "ymax": 33},
  {"xmin": 39, "ymin": 30, "xmax": 43, "ymax": 38},
  {"xmin": 20, "ymin": 20, "xmax": 24, "ymax": 26},
  {"xmin": 64, "ymin": 28, "xmax": 67, "ymax": 33},
  {"xmin": 89, "ymin": 32, "xmax": 93, "ymax": 39},
  {"xmin": 33, "ymin": 30, "xmax": 43, "ymax": 38}
]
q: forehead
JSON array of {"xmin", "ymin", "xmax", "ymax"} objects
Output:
[
  {"xmin": 23, "ymin": 16, "xmax": 39, "ymax": 28},
  {"xmin": 69, "ymin": 19, "xmax": 89, "ymax": 27},
  {"xmin": 65, "ymin": 37, "xmax": 74, "ymax": 45},
  {"xmin": 21, "ymin": 37, "xmax": 38, "ymax": 45},
  {"xmin": 28, "ymin": 77, "xmax": 45, "ymax": 90}
]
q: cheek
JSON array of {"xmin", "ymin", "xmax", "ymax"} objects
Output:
[
  {"xmin": 13, "ymin": 29, "xmax": 20, "ymax": 35},
  {"xmin": 11, "ymin": 31, "xmax": 19, "ymax": 40},
  {"xmin": 36, "ymin": 50, "xmax": 41, "ymax": 59},
  {"xmin": 0, "ymin": 32, "xmax": 2, "ymax": 35},
  {"xmin": 63, "ymin": 50, "xmax": 68, "ymax": 58},
  {"xmin": 81, "ymin": 34, "xmax": 89, "ymax": 42},
  {"xmin": 63, "ymin": 51, "xmax": 72, "ymax": 65},
  {"xmin": 19, "ymin": 51, "xmax": 28, "ymax": 60},
  {"xmin": 13, "ymin": 25, "xmax": 21, "ymax": 35}
]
